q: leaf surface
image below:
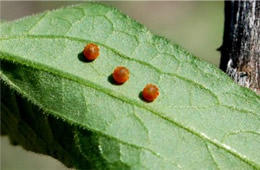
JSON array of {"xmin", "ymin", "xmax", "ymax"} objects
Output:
[{"xmin": 0, "ymin": 3, "xmax": 259, "ymax": 169}]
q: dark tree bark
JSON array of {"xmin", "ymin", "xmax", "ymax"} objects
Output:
[{"xmin": 220, "ymin": 0, "xmax": 260, "ymax": 94}]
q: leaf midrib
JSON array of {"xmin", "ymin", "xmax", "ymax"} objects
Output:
[{"xmin": 0, "ymin": 49, "xmax": 258, "ymax": 169}]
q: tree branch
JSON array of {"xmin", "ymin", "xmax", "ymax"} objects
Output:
[{"xmin": 220, "ymin": 0, "xmax": 260, "ymax": 94}]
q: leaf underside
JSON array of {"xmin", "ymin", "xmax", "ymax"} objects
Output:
[{"xmin": 0, "ymin": 3, "xmax": 259, "ymax": 170}]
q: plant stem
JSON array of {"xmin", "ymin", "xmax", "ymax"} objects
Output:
[{"xmin": 220, "ymin": 0, "xmax": 260, "ymax": 94}]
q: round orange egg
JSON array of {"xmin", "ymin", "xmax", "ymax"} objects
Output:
[
  {"xmin": 112, "ymin": 66, "xmax": 130, "ymax": 84},
  {"xmin": 83, "ymin": 43, "xmax": 99, "ymax": 61},
  {"xmin": 142, "ymin": 84, "xmax": 159, "ymax": 102}
]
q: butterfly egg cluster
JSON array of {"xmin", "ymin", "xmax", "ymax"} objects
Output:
[{"xmin": 83, "ymin": 43, "xmax": 159, "ymax": 102}]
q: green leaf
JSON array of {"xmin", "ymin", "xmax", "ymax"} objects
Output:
[{"xmin": 0, "ymin": 3, "xmax": 259, "ymax": 169}]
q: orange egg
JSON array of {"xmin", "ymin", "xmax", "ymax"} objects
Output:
[
  {"xmin": 83, "ymin": 43, "xmax": 99, "ymax": 61},
  {"xmin": 112, "ymin": 66, "xmax": 130, "ymax": 84},
  {"xmin": 142, "ymin": 84, "xmax": 159, "ymax": 102}
]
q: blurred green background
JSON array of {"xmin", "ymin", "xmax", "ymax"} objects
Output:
[{"xmin": 0, "ymin": 1, "xmax": 224, "ymax": 170}]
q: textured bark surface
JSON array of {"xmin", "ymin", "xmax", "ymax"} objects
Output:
[{"xmin": 220, "ymin": 0, "xmax": 260, "ymax": 94}]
